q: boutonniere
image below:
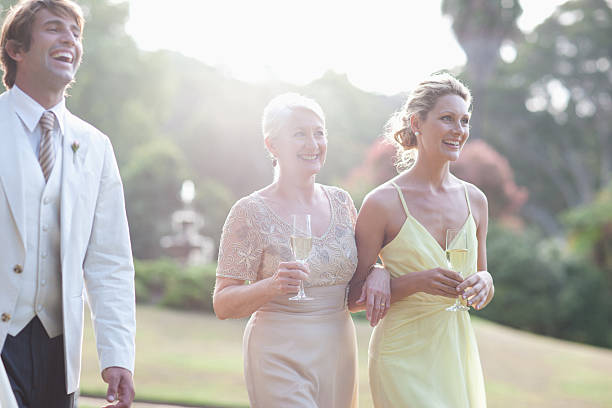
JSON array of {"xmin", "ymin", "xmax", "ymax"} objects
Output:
[{"xmin": 71, "ymin": 141, "xmax": 80, "ymax": 164}]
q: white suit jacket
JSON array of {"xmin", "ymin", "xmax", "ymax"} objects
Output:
[
  {"xmin": 0, "ymin": 358, "xmax": 17, "ymax": 408},
  {"xmin": 0, "ymin": 91, "xmax": 136, "ymax": 394}
]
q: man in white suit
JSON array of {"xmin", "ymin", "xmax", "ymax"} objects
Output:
[{"xmin": 0, "ymin": 1, "xmax": 136, "ymax": 407}]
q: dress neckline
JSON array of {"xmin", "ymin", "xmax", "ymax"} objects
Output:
[
  {"xmin": 253, "ymin": 184, "xmax": 335, "ymax": 240},
  {"xmin": 385, "ymin": 181, "xmax": 473, "ymax": 253},
  {"xmin": 405, "ymin": 211, "xmax": 472, "ymax": 253}
]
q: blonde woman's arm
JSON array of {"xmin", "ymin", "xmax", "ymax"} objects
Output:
[
  {"xmin": 457, "ymin": 184, "xmax": 493, "ymax": 310},
  {"xmin": 348, "ymin": 189, "xmax": 391, "ymax": 326}
]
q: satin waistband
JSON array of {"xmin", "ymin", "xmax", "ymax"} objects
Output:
[
  {"xmin": 385, "ymin": 293, "xmax": 470, "ymax": 321},
  {"xmin": 257, "ymin": 284, "xmax": 349, "ymax": 316}
]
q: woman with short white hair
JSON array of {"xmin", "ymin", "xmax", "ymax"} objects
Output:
[{"xmin": 213, "ymin": 93, "xmax": 387, "ymax": 407}]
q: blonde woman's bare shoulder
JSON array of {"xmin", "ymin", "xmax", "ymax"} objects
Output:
[
  {"xmin": 361, "ymin": 181, "xmax": 400, "ymax": 213},
  {"xmin": 461, "ymin": 181, "xmax": 489, "ymax": 226},
  {"xmin": 462, "ymin": 181, "xmax": 487, "ymax": 206}
]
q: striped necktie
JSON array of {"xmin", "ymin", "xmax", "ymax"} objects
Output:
[{"xmin": 39, "ymin": 111, "xmax": 56, "ymax": 182}]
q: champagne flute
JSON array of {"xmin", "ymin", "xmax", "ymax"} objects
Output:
[
  {"xmin": 445, "ymin": 228, "xmax": 469, "ymax": 312},
  {"xmin": 289, "ymin": 214, "xmax": 313, "ymax": 301}
]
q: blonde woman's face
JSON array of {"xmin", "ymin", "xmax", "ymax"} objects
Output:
[
  {"xmin": 270, "ymin": 108, "xmax": 327, "ymax": 177},
  {"xmin": 416, "ymin": 94, "xmax": 470, "ymax": 162}
]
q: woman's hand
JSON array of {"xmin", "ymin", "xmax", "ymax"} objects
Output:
[
  {"xmin": 415, "ymin": 268, "xmax": 464, "ymax": 298},
  {"xmin": 356, "ymin": 265, "xmax": 391, "ymax": 327},
  {"xmin": 457, "ymin": 271, "xmax": 493, "ymax": 310},
  {"xmin": 267, "ymin": 261, "xmax": 310, "ymax": 296}
]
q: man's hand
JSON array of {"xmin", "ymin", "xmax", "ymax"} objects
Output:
[{"xmin": 101, "ymin": 366, "xmax": 134, "ymax": 408}]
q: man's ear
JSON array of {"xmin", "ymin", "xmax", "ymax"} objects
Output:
[{"xmin": 4, "ymin": 39, "xmax": 24, "ymax": 62}]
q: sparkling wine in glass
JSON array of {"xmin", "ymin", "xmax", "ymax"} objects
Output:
[
  {"xmin": 445, "ymin": 228, "xmax": 469, "ymax": 312},
  {"xmin": 289, "ymin": 214, "xmax": 313, "ymax": 301}
]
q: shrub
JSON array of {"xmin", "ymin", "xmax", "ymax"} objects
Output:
[
  {"xmin": 134, "ymin": 258, "xmax": 217, "ymax": 313},
  {"xmin": 479, "ymin": 224, "xmax": 612, "ymax": 348}
]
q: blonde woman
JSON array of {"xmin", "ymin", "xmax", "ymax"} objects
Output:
[
  {"xmin": 213, "ymin": 93, "xmax": 387, "ymax": 407},
  {"xmin": 349, "ymin": 73, "xmax": 493, "ymax": 407}
]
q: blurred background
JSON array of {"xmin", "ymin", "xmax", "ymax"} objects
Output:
[{"xmin": 1, "ymin": 0, "xmax": 611, "ymax": 406}]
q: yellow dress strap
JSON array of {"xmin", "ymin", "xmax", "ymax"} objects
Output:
[
  {"xmin": 462, "ymin": 182, "xmax": 472, "ymax": 215},
  {"xmin": 390, "ymin": 181, "xmax": 411, "ymax": 217}
]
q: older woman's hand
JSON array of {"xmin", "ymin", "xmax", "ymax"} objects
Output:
[
  {"xmin": 267, "ymin": 261, "xmax": 310, "ymax": 296},
  {"xmin": 456, "ymin": 270, "xmax": 493, "ymax": 310},
  {"xmin": 356, "ymin": 265, "xmax": 391, "ymax": 327}
]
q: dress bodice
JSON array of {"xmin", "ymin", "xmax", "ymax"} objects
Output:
[
  {"xmin": 380, "ymin": 181, "xmax": 478, "ymax": 306},
  {"xmin": 216, "ymin": 184, "xmax": 358, "ymax": 287}
]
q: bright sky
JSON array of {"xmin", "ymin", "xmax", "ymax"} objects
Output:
[{"xmin": 125, "ymin": 0, "xmax": 567, "ymax": 95}]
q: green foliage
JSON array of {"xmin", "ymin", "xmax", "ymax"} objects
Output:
[
  {"xmin": 134, "ymin": 258, "xmax": 217, "ymax": 312},
  {"xmin": 481, "ymin": 226, "xmax": 563, "ymax": 333},
  {"xmin": 564, "ymin": 182, "xmax": 612, "ymax": 278},
  {"xmin": 302, "ymin": 71, "xmax": 403, "ymax": 185},
  {"xmin": 68, "ymin": 0, "xmax": 165, "ymax": 166},
  {"xmin": 452, "ymin": 140, "xmax": 528, "ymax": 220},
  {"xmin": 478, "ymin": 0, "xmax": 612, "ymax": 232},
  {"xmin": 480, "ymin": 224, "xmax": 612, "ymax": 347},
  {"xmin": 123, "ymin": 139, "xmax": 189, "ymax": 259},
  {"xmin": 192, "ymin": 178, "xmax": 236, "ymax": 254}
]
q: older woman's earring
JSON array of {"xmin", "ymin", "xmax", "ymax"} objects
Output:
[{"xmin": 414, "ymin": 131, "xmax": 421, "ymax": 136}]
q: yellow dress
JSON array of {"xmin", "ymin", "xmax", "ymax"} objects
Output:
[{"xmin": 369, "ymin": 181, "xmax": 487, "ymax": 408}]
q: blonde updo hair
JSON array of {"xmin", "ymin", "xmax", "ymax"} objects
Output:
[
  {"xmin": 385, "ymin": 73, "xmax": 472, "ymax": 171},
  {"xmin": 262, "ymin": 92, "xmax": 326, "ymax": 167}
]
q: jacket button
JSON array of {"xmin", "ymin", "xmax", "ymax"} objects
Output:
[
  {"xmin": 13, "ymin": 264, "xmax": 23, "ymax": 274},
  {"xmin": 1, "ymin": 313, "xmax": 10, "ymax": 322}
]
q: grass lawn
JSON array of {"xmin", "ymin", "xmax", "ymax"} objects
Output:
[{"xmin": 79, "ymin": 305, "xmax": 612, "ymax": 408}]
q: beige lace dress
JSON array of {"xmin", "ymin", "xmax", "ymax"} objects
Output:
[{"xmin": 217, "ymin": 184, "xmax": 359, "ymax": 408}]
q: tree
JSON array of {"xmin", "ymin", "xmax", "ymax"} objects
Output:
[
  {"xmin": 192, "ymin": 177, "xmax": 236, "ymax": 255},
  {"xmin": 451, "ymin": 140, "xmax": 528, "ymax": 225},
  {"xmin": 484, "ymin": 0, "xmax": 612, "ymax": 233},
  {"xmin": 564, "ymin": 182, "xmax": 612, "ymax": 281},
  {"xmin": 123, "ymin": 139, "xmax": 189, "ymax": 259},
  {"xmin": 303, "ymin": 71, "xmax": 403, "ymax": 185},
  {"xmin": 342, "ymin": 138, "xmax": 396, "ymax": 207},
  {"xmin": 442, "ymin": 0, "xmax": 523, "ymax": 140},
  {"xmin": 68, "ymin": 0, "xmax": 169, "ymax": 166}
]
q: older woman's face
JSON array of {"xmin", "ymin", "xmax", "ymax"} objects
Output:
[{"xmin": 272, "ymin": 108, "xmax": 327, "ymax": 177}]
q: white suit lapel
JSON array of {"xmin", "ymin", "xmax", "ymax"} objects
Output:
[
  {"xmin": 0, "ymin": 94, "xmax": 28, "ymax": 248},
  {"xmin": 60, "ymin": 112, "xmax": 89, "ymax": 262}
]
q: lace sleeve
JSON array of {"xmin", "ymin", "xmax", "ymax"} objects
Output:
[
  {"xmin": 334, "ymin": 187, "xmax": 358, "ymax": 229},
  {"xmin": 216, "ymin": 197, "xmax": 262, "ymax": 281},
  {"xmin": 346, "ymin": 191, "xmax": 358, "ymax": 229}
]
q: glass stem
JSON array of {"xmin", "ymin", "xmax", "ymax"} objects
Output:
[{"xmin": 298, "ymin": 281, "xmax": 306, "ymax": 297}]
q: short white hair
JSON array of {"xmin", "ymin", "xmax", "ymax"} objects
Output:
[{"xmin": 261, "ymin": 92, "xmax": 326, "ymax": 144}]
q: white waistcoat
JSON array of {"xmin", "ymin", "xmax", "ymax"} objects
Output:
[{"xmin": 8, "ymin": 136, "xmax": 63, "ymax": 338}]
